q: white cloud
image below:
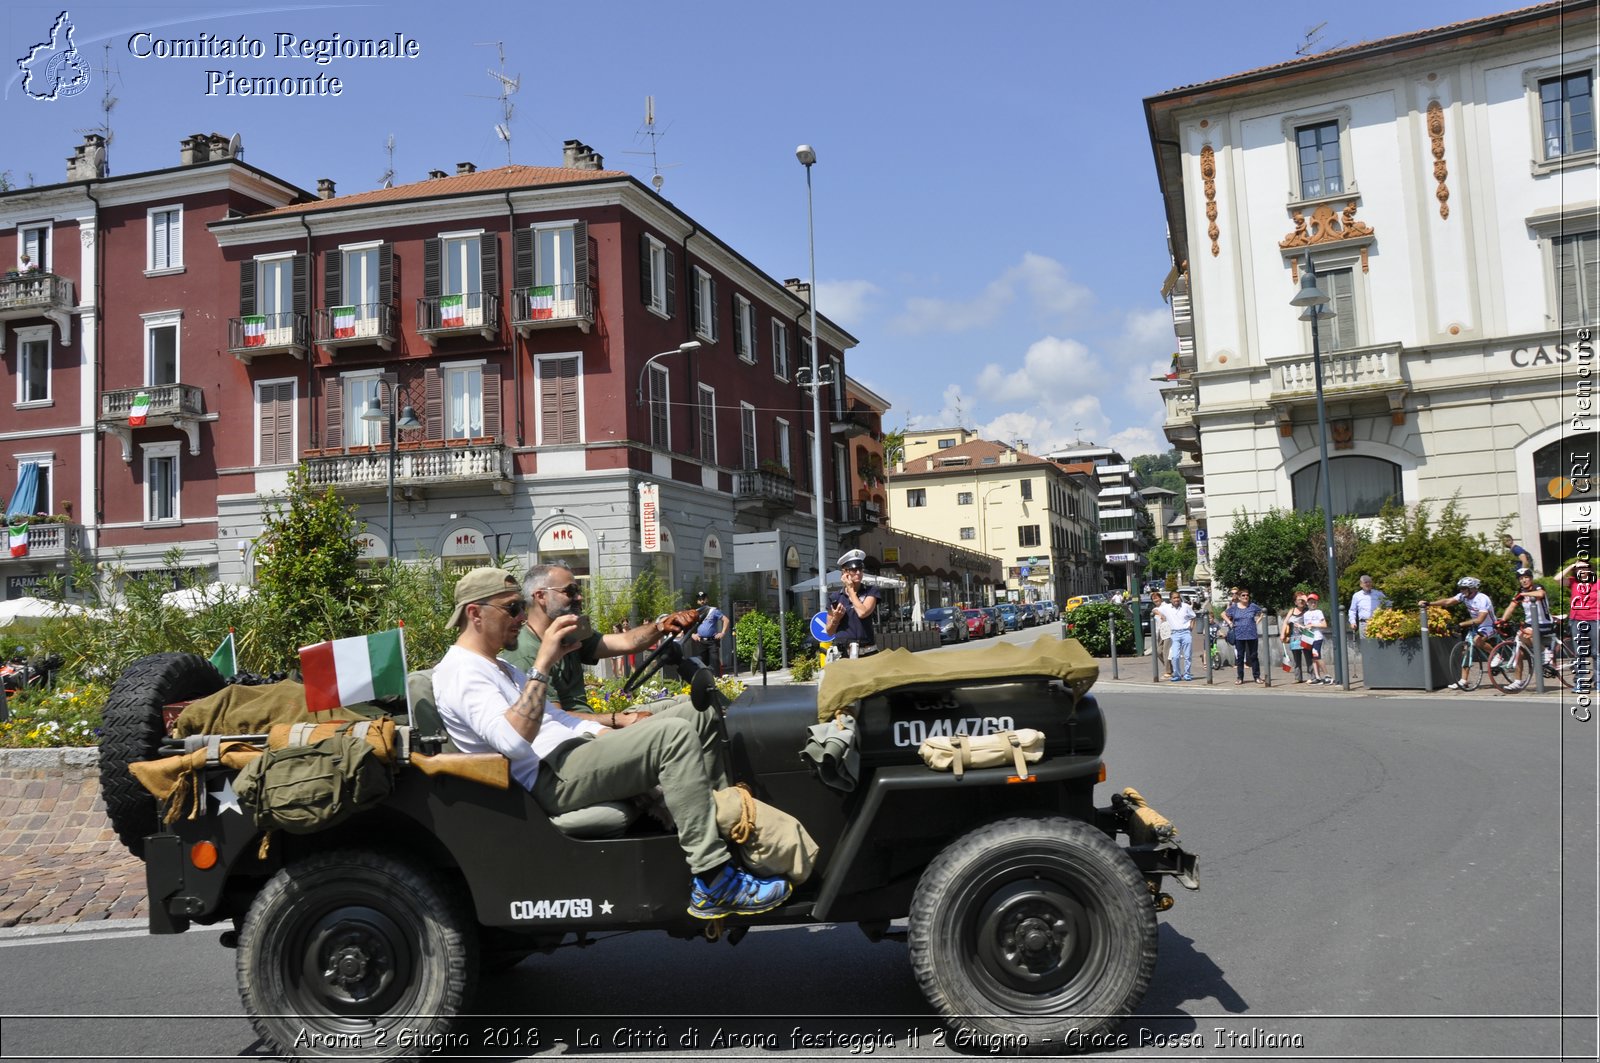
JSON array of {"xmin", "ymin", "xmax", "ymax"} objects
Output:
[
  {"xmin": 890, "ymin": 253, "xmax": 1092, "ymax": 335},
  {"xmin": 1107, "ymin": 424, "xmax": 1162, "ymax": 457},
  {"xmin": 814, "ymin": 279, "xmax": 880, "ymax": 330},
  {"xmin": 975, "ymin": 336, "xmax": 1097, "ymax": 407}
]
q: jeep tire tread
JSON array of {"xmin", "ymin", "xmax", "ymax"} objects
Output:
[
  {"xmin": 98, "ymin": 652, "xmax": 226, "ymax": 857},
  {"xmin": 238, "ymin": 849, "xmax": 477, "ymax": 1061},
  {"xmin": 908, "ymin": 816, "xmax": 1157, "ymax": 1053}
]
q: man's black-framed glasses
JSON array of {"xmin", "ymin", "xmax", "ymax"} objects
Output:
[{"xmin": 482, "ymin": 598, "xmax": 527, "ymax": 618}]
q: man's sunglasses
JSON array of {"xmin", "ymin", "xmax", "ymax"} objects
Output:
[
  {"xmin": 539, "ymin": 584, "xmax": 583, "ymax": 597},
  {"xmin": 482, "ymin": 599, "xmax": 527, "ymax": 618}
]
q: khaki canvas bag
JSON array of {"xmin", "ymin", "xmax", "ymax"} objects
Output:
[
  {"xmin": 918, "ymin": 728, "xmax": 1045, "ymax": 778},
  {"xmin": 234, "ymin": 720, "xmax": 394, "ymax": 834},
  {"xmin": 713, "ymin": 783, "xmax": 820, "ymax": 884}
]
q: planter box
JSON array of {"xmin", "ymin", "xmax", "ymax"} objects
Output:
[{"xmin": 1361, "ymin": 635, "xmax": 1456, "ymax": 690}]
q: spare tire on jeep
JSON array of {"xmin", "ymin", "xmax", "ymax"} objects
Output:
[{"xmin": 98, "ymin": 653, "xmax": 226, "ymax": 856}]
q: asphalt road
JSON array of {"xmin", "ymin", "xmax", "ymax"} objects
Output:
[{"xmin": 0, "ymin": 649, "xmax": 1595, "ymax": 1061}]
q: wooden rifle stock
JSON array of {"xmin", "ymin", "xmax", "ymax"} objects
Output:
[{"xmin": 407, "ymin": 752, "xmax": 511, "ymax": 790}]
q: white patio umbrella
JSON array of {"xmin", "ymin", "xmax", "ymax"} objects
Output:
[
  {"xmin": 160, "ymin": 583, "xmax": 255, "ymax": 615},
  {"xmin": 788, "ymin": 569, "xmax": 908, "ymax": 593},
  {"xmin": 0, "ymin": 596, "xmax": 91, "ymax": 626}
]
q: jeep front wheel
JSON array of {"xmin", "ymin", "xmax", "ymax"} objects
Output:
[
  {"xmin": 237, "ymin": 850, "xmax": 477, "ymax": 1060},
  {"xmin": 909, "ymin": 816, "xmax": 1156, "ymax": 1052}
]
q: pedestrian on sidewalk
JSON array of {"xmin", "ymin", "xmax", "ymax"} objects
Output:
[
  {"xmin": 1302, "ymin": 593, "xmax": 1333, "ymax": 684},
  {"xmin": 1152, "ymin": 598, "xmax": 1174, "ymax": 678},
  {"xmin": 1156, "ymin": 591, "xmax": 1197, "ymax": 682},
  {"xmin": 1223, "ymin": 589, "xmax": 1265, "ymax": 684},
  {"xmin": 1281, "ymin": 592, "xmax": 1309, "ymax": 682},
  {"xmin": 1346, "ymin": 574, "xmax": 1386, "ymax": 680}
]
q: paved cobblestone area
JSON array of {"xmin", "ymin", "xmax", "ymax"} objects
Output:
[{"xmin": 0, "ymin": 751, "xmax": 146, "ymax": 930}]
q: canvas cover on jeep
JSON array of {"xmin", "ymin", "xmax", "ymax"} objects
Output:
[{"xmin": 815, "ymin": 638, "xmax": 1099, "ymax": 722}]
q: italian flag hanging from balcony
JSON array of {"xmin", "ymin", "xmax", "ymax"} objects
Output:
[
  {"xmin": 526, "ymin": 285, "xmax": 554, "ymax": 320},
  {"xmin": 243, "ymin": 314, "xmax": 266, "ymax": 347},
  {"xmin": 440, "ymin": 294, "xmax": 465, "ymax": 328},
  {"xmin": 332, "ymin": 305, "xmax": 357, "ymax": 338},
  {"xmin": 298, "ymin": 628, "xmax": 408, "ymax": 714},
  {"xmin": 128, "ymin": 392, "xmax": 151, "ymax": 427},
  {"xmin": 7, "ymin": 523, "xmax": 26, "ymax": 559}
]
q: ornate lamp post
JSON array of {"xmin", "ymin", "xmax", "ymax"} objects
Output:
[{"xmin": 360, "ymin": 373, "xmax": 421, "ymax": 562}]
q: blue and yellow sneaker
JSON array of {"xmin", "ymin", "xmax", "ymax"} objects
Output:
[{"xmin": 688, "ymin": 865, "xmax": 792, "ymax": 919}]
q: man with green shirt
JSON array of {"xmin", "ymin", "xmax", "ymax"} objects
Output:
[{"xmin": 503, "ymin": 563, "xmax": 704, "ymax": 730}]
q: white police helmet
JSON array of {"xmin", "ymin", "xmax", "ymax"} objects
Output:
[{"xmin": 837, "ymin": 548, "xmax": 867, "ymax": 569}]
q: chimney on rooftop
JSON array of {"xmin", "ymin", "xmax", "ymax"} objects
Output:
[
  {"xmin": 784, "ymin": 278, "xmax": 811, "ymax": 304},
  {"xmin": 456, "ymin": 162, "xmax": 476, "ymax": 175},
  {"xmin": 316, "ymin": 178, "xmax": 337, "ymax": 200},
  {"xmin": 427, "ymin": 169, "xmax": 448, "ymax": 180},
  {"xmin": 66, "ymin": 134, "xmax": 107, "ymax": 181},
  {"xmin": 179, "ymin": 134, "xmax": 210, "ymax": 165},
  {"xmin": 562, "ymin": 139, "xmax": 604, "ymax": 171}
]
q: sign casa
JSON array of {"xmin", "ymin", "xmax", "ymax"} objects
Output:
[{"xmin": 1505, "ymin": 340, "xmax": 1591, "ymax": 368}]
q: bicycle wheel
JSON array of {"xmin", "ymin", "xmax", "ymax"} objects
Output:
[
  {"xmin": 1488, "ymin": 640, "xmax": 1530, "ymax": 693},
  {"xmin": 1544, "ymin": 636, "xmax": 1576, "ymax": 689},
  {"xmin": 1448, "ymin": 641, "xmax": 1483, "ymax": 691}
]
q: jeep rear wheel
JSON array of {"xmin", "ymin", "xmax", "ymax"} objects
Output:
[
  {"xmin": 98, "ymin": 653, "xmax": 226, "ymax": 857},
  {"xmin": 238, "ymin": 850, "xmax": 477, "ymax": 1060},
  {"xmin": 909, "ymin": 816, "xmax": 1156, "ymax": 1052}
]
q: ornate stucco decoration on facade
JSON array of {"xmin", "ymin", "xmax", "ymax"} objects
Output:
[
  {"xmin": 1427, "ymin": 100, "xmax": 1449, "ymax": 220},
  {"xmin": 1280, "ymin": 202, "xmax": 1377, "ymax": 279},
  {"xmin": 1200, "ymin": 144, "xmax": 1220, "ymax": 257}
]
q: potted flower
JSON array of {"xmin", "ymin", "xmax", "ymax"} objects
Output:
[
  {"xmin": 758, "ymin": 458, "xmax": 793, "ymax": 481},
  {"xmin": 1360, "ymin": 604, "xmax": 1458, "ymax": 690}
]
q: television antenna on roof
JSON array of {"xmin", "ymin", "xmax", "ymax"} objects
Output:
[
  {"xmin": 622, "ymin": 96, "xmax": 679, "ymax": 193},
  {"xmin": 1295, "ymin": 21, "xmax": 1346, "ymax": 56},
  {"xmin": 473, "ymin": 41, "xmax": 519, "ymax": 164},
  {"xmin": 377, "ymin": 134, "xmax": 396, "ymax": 188},
  {"xmin": 73, "ymin": 42, "xmax": 119, "ymax": 173}
]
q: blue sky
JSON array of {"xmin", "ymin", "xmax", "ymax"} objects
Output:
[{"xmin": 3, "ymin": 0, "xmax": 1517, "ymax": 458}]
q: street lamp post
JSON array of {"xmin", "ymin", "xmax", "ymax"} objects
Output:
[
  {"xmin": 1290, "ymin": 259, "xmax": 1349, "ymax": 689},
  {"xmin": 360, "ymin": 374, "xmax": 422, "ymax": 563},
  {"xmin": 797, "ymin": 145, "xmax": 828, "ymax": 604},
  {"xmin": 981, "ymin": 483, "xmax": 1012, "ymax": 603},
  {"xmin": 634, "ymin": 340, "xmax": 704, "ymax": 407}
]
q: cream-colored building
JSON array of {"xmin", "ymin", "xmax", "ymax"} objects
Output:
[
  {"xmin": 890, "ymin": 435, "xmax": 1101, "ymax": 603},
  {"xmin": 1146, "ymin": 0, "xmax": 1597, "ymax": 572}
]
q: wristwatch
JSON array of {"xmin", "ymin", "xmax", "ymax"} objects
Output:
[{"xmin": 525, "ymin": 668, "xmax": 550, "ymax": 687}]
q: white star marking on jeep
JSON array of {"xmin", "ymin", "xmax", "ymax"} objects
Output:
[
  {"xmin": 599, "ymin": 900, "xmax": 614, "ymax": 915},
  {"xmin": 210, "ymin": 777, "xmax": 242, "ymax": 815}
]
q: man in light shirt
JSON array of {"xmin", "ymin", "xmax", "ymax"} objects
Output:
[
  {"xmin": 432, "ymin": 567, "xmax": 791, "ymax": 919},
  {"xmin": 1155, "ymin": 590, "xmax": 1197, "ymax": 682},
  {"xmin": 1346, "ymin": 574, "xmax": 1387, "ymax": 681}
]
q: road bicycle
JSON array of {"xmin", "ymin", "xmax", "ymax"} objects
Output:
[
  {"xmin": 1487, "ymin": 622, "xmax": 1578, "ymax": 693},
  {"xmin": 1446, "ymin": 621, "xmax": 1514, "ymax": 691}
]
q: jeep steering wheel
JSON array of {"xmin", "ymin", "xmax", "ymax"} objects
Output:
[{"xmin": 619, "ymin": 607, "xmax": 707, "ymax": 697}]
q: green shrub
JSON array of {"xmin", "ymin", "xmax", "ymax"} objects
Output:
[
  {"xmin": 1063, "ymin": 602, "xmax": 1135, "ymax": 656},
  {"xmin": 1344, "ymin": 497, "xmax": 1513, "ymax": 610},
  {"xmin": 733, "ymin": 610, "xmax": 808, "ymax": 667},
  {"xmin": 788, "ymin": 652, "xmax": 819, "ymax": 683}
]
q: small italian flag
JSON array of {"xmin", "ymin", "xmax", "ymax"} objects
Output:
[
  {"xmin": 7, "ymin": 523, "xmax": 27, "ymax": 559},
  {"xmin": 128, "ymin": 392, "xmax": 151, "ymax": 427},
  {"xmin": 526, "ymin": 285, "xmax": 554, "ymax": 320},
  {"xmin": 209, "ymin": 630, "xmax": 238, "ymax": 679},
  {"xmin": 243, "ymin": 314, "xmax": 266, "ymax": 347},
  {"xmin": 332, "ymin": 305, "xmax": 357, "ymax": 338},
  {"xmin": 440, "ymin": 294, "xmax": 465, "ymax": 328},
  {"xmin": 299, "ymin": 628, "xmax": 408, "ymax": 714}
]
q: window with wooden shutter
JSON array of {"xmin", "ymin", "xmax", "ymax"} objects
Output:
[
  {"xmin": 639, "ymin": 233, "xmax": 653, "ymax": 307},
  {"xmin": 291, "ymin": 252, "xmax": 308, "ymax": 314},
  {"xmin": 698, "ymin": 384, "xmax": 716, "ymax": 463},
  {"xmin": 480, "ymin": 234, "xmax": 499, "ymax": 303},
  {"xmin": 481, "ymin": 364, "xmax": 502, "ymax": 441},
  {"xmin": 1556, "ymin": 232, "xmax": 1598, "ymax": 326},
  {"xmin": 257, "ymin": 381, "xmax": 294, "ymax": 465},
  {"xmin": 239, "ymin": 260, "xmax": 256, "ymax": 315},
  {"xmin": 734, "ymin": 295, "xmax": 756, "ymax": 363},
  {"xmin": 572, "ymin": 220, "xmax": 589, "ymax": 293},
  {"xmin": 424, "ymin": 368, "xmax": 444, "ymax": 442},
  {"xmin": 740, "ymin": 403, "xmax": 757, "ymax": 470},
  {"xmin": 539, "ymin": 356, "xmax": 580, "ymax": 445},
  {"xmin": 1310, "ymin": 268, "xmax": 1358, "ymax": 351},
  {"xmin": 648, "ymin": 364, "xmax": 671, "ymax": 449},
  {"xmin": 377, "ymin": 243, "xmax": 393, "ymax": 306},
  {"xmin": 323, "ymin": 247, "xmax": 342, "ymax": 310},
  {"xmin": 323, "ymin": 375, "xmax": 343, "ymax": 450},
  {"xmin": 423, "ymin": 237, "xmax": 441, "ymax": 300},
  {"xmin": 514, "ymin": 227, "xmax": 534, "ymax": 290}
]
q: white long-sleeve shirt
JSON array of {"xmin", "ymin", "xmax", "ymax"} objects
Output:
[{"xmin": 432, "ymin": 645, "xmax": 604, "ymax": 791}]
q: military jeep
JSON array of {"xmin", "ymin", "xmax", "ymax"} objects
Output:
[{"xmin": 100, "ymin": 632, "xmax": 1197, "ymax": 1059}]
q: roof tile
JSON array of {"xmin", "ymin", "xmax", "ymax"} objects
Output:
[{"xmin": 256, "ymin": 164, "xmax": 629, "ymax": 216}]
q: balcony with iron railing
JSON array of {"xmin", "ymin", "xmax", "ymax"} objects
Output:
[
  {"xmin": 314, "ymin": 303, "xmax": 398, "ymax": 351},
  {"xmin": 0, "ymin": 272, "xmax": 75, "ymax": 348},
  {"xmin": 302, "ymin": 441, "xmax": 514, "ymax": 496},
  {"xmin": 734, "ymin": 468, "xmax": 796, "ymax": 516},
  {"xmin": 512, "ymin": 284, "xmax": 592, "ymax": 335},
  {"xmin": 831, "ymin": 400, "xmax": 879, "ymax": 440},
  {"xmin": 1268, "ymin": 343, "xmax": 1407, "ymax": 427},
  {"xmin": 836, "ymin": 499, "xmax": 882, "ymax": 530},
  {"xmin": 98, "ymin": 383, "xmax": 206, "ymax": 461},
  {"xmin": 1, "ymin": 521, "xmax": 87, "ymax": 564},
  {"xmin": 417, "ymin": 292, "xmax": 500, "ymax": 342},
  {"xmin": 228, "ymin": 311, "xmax": 307, "ymax": 362}
]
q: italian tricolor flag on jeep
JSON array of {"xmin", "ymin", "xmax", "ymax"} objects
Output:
[{"xmin": 298, "ymin": 628, "xmax": 408, "ymax": 713}]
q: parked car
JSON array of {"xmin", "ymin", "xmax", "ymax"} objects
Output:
[
  {"xmin": 961, "ymin": 608, "xmax": 994, "ymax": 639},
  {"xmin": 1066, "ymin": 594, "xmax": 1109, "ymax": 613},
  {"xmin": 923, "ymin": 606, "xmax": 970, "ymax": 644},
  {"xmin": 1035, "ymin": 600, "xmax": 1060, "ymax": 623},
  {"xmin": 996, "ymin": 602, "xmax": 1029, "ymax": 629},
  {"xmin": 981, "ymin": 605, "xmax": 1009, "ymax": 634}
]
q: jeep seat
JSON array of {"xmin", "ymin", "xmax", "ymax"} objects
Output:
[{"xmin": 405, "ymin": 669, "xmax": 638, "ymax": 839}]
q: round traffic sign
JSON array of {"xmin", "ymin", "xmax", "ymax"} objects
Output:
[{"xmin": 810, "ymin": 611, "xmax": 833, "ymax": 644}]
